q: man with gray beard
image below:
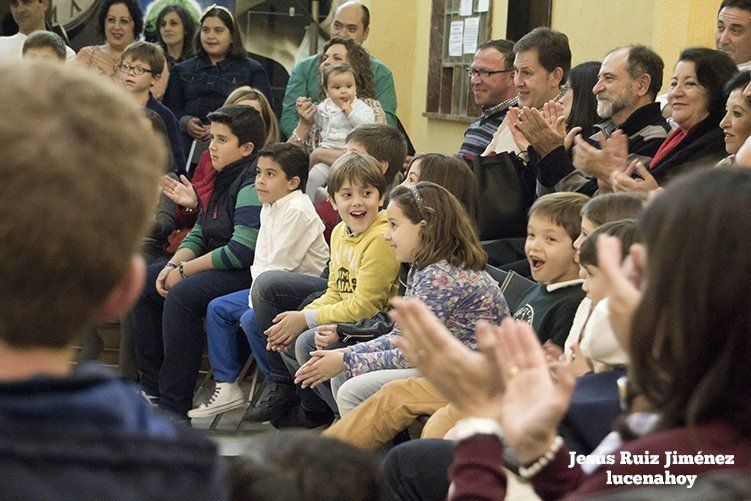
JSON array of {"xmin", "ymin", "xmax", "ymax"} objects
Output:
[{"xmin": 532, "ymin": 45, "xmax": 671, "ymax": 196}]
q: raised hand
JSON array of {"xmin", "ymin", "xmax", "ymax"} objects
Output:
[
  {"xmin": 393, "ymin": 297, "xmax": 575, "ymax": 465},
  {"xmin": 595, "ymin": 235, "xmax": 644, "ymax": 350},
  {"xmin": 516, "ymin": 105, "xmax": 565, "ymax": 157},
  {"xmin": 296, "ymin": 97, "xmax": 317, "ymax": 125},
  {"xmin": 610, "ymin": 159, "xmax": 659, "ymax": 193},
  {"xmin": 186, "ymin": 117, "xmax": 210, "ymax": 141},
  {"xmin": 507, "ymin": 107, "xmax": 530, "ymax": 153},
  {"xmin": 573, "ymin": 131, "xmax": 621, "ymax": 181},
  {"xmin": 160, "ymin": 174, "xmax": 198, "ymax": 209}
]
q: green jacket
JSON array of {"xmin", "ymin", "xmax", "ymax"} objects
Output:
[{"xmin": 280, "ymin": 54, "xmax": 397, "ymax": 138}]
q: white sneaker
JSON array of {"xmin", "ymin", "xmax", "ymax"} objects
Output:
[{"xmin": 188, "ymin": 382, "xmax": 246, "ymax": 419}]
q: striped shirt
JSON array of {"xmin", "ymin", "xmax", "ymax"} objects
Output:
[
  {"xmin": 180, "ymin": 178, "xmax": 262, "ymax": 270},
  {"xmin": 459, "ymin": 96, "xmax": 519, "ymax": 161}
]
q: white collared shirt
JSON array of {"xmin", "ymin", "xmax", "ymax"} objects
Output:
[{"xmin": 249, "ymin": 190, "xmax": 329, "ymax": 306}]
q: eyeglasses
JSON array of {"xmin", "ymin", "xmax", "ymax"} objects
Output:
[
  {"xmin": 118, "ymin": 63, "xmax": 153, "ymax": 76},
  {"xmin": 467, "ymin": 68, "xmax": 514, "ymax": 78}
]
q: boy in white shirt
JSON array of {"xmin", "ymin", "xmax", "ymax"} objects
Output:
[{"xmin": 189, "ymin": 143, "xmax": 329, "ymax": 418}]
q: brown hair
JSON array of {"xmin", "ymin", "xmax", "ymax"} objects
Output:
[
  {"xmin": 630, "ymin": 167, "xmax": 751, "ymax": 436},
  {"xmin": 319, "ymin": 36, "xmax": 376, "ymax": 99},
  {"xmin": 22, "ymin": 31, "xmax": 67, "ymax": 60},
  {"xmin": 0, "ymin": 62, "xmax": 164, "ymax": 347},
  {"xmin": 407, "ymin": 153, "xmax": 479, "ymax": 225},
  {"xmin": 580, "ymin": 192, "xmax": 645, "ymax": 227},
  {"xmin": 197, "ymin": 6, "xmax": 246, "ymax": 59},
  {"xmin": 225, "ymin": 86, "xmax": 280, "ymax": 146},
  {"xmin": 322, "ymin": 63, "xmax": 356, "ymax": 90},
  {"xmin": 327, "ymin": 151, "xmax": 387, "ymax": 200},
  {"xmin": 389, "ymin": 182, "xmax": 486, "ymax": 271},
  {"xmin": 121, "ymin": 40, "xmax": 165, "ymax": 76},
  {"xmin": 528, "ymin": 192, "xmax": 589, "ymax": 241},
  {"xmin": 578, "ymin": 219, "xmax": 639, "ymax": 268},
  {"xmin": 345, "ymin": 124, "xmax": 407, "ymax": 186}
]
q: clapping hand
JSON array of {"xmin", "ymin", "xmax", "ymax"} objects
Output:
[
  {"xmin": 392, "ymin": 297, "xmax": 575, "ymax": 464},
  {"xmin": 610, "ymin": 159, "xmax": 659, "ymax": 193}
]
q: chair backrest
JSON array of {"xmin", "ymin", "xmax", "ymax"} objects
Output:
[{"xmin": 485, "ymin": 265, "xmax": 536, "ymax": 314}]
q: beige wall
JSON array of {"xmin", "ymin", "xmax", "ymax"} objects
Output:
[{"xmin": 363, "ymin": 0, "xmax": 719, "ymax": 154}]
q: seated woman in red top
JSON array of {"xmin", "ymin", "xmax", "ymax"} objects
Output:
[
  {"xmin": 612, "ymin": 48, "xmax": 736, "ymax": 192},
  {"xmin": 393, "ymin": 166, "xmax": 751, "ymax": 500}
]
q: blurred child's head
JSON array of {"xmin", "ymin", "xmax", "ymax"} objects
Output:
[
  {"xmin": 255, "ymin": 143, "xmax": 309, "ymax": 204},
  {"xmin": 22, "ymin": 30, "xmax": 66, "ymax": 61},
  {"xmin": 327, "ymin": 151, "xmax": 386, "ymax": 234},
  {"xmin": 574, "ymin": 192, "xmax": 645, "ymax": 250},
  {"xmin": 117, "ymin": 41, "xmax": 164, "ymax": 94},
  {"xmin": 323, "ymin": 63, "xmax": 357, "ymax": 111},
  {"xmin": 143, "ymin": 108, "xmax": 173, "ymax": 173},
  {"xmin": 388, "ymin": 182, "xmax": 486, "ymax": 270},
  {"xmin": 226, "ymin": 431, "xmax": 382, "ymax": 501},
  {"xmin": 225, "ymin": 86, "xmax": 280, "ymax": 146},
  {"xmin": 206, "ymin": 104, "xmax": 266, "ymax": 170},
  {"xmin": 629, "ymin": 167, "xmax": 751, "ymax": 433},
  {"xmin": 526, "ymin": 192, "xmax": 589, "ymax": 284},
  {"xmin": 346, "ymin": 123, "xmax": 407, "ymax": 187},
  {"xmin": 578, "ymin": 219, "xmax": 639, "ymax": 304},
  {"xmin": 402, "ymin": 153, "xmax": 479, "ymax": 224},
  {"xmin": 0, "ymin": 62, "xmax": 164, "ymax": 348}
]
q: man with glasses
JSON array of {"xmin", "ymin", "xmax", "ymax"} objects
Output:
[
  {"xmin": 459, "ymin": 39, "xmax": 517, "ymax": 161},
  {"xmin": 0, "ymin": 0, "xmax": 75, "ymax": 61}
]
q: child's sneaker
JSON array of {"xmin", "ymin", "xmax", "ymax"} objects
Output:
[{"xmin": 188, "ymin": 382, "xmax": 246, "ymax": 419}]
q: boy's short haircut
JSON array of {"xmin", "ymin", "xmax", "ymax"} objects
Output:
[
  {"xmin": 581, "ymin": 192, "xmax": 645, "ymax": 227},
  {"xmin": 227, "ymin": 431, "xmax": 382, "ymax": 501},
  {"xmin": 327, "ymin": 151, "xmax": 387, "ymax": 199},
  {"xmin": 528, "ymin": 192, "xmax": 589, "ymax": 241},
  {"xmin": 207, "ymin": 104, "xmax": 266, "ymax": 149},
  {"xmin": 120, "ymin": 40, "xmax": 165, "ymax": 76},
  {"xmin": 579, "ymin": 219, "xmax": 639, "ymax": 268},
  {"xmin": 0, "ymin": 62, "xmax": 165, "ymax": 348},
  {"xmin": 345, "ymin": 123, "xmax": 408, "ymax": 186},
  {"xmin": 322, "ymin": 62, "xmax": 355, "ymax": 88},
  {"xmin": 257, "ymin": 143, "xmax": 310, "ymax": 193},
  {"xmin": 22, "ymin": 31, "xmax": 67, "ymax": 60}
]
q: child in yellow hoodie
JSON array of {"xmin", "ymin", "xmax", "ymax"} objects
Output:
[{"xmin": 266, "ymin": 151, "xmax": 400, "ymax": 426}]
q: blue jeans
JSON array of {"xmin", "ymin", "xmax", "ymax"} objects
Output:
[
  {"xmin": 206, "ymin": 289, "xmax": 271, "ymax": 382},
  {"xmin": 248, "ymin": 270, "xmax": 327, "ymax": 384},
  {"xmin": 131, "ymin": 257, "xmax": 253, "ymax": 416}
]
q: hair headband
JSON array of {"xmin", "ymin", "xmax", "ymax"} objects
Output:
[{"xmin": 410, "ymin": 186, "xmax": 426, "ymax": 219}]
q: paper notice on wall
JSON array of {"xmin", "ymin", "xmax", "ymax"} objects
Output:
[
  {"xmin": 449, "ymin": 20, "xmax": 464, "ymax": 57},
  {"xmin": 477, "ymin": 0, "xmax": 489, "ymax": 12},
  {"xmin": 463, "ymin": 17, "xmax": 480, "ymax": 54},
  {"xmin": 460, "ymin": 0, "xmax": 473, "ymax": 16}
]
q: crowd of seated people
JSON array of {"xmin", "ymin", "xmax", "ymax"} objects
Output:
[{"xmin": 4, "ymin": 0, "xmax": 751, "ymax": 499}]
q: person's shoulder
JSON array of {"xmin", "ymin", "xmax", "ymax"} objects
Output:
[{"xmin": 293, "ymin": 54, "xmax": 319, "ymax": 72}]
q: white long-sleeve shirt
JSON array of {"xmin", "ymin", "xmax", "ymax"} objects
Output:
[
  {"xmin": 314, "ymin": 97, "xmax": 375, "ymax": 149},
  {"xmin": 249, "ymin": 190, "xmax": 329, "ymax": 306}
]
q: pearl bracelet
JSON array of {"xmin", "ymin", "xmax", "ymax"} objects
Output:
[{"xmin": 518, "ymin": 436, "xmax": 564, "ymax": 479}]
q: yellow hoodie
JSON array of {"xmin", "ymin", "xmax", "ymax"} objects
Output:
[{"xmin": 305, "ymin": 211, "xmax": 400, "ymax": 325}]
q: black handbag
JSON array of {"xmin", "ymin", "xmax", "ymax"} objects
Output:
[{"xmin": 471, "ymin": 152, "xmax": 535, "ymax": 241}]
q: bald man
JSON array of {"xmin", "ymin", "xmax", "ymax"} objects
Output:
[{"xmin": 280, "ymin": 1, "xmax": 397, "ymax": 138}]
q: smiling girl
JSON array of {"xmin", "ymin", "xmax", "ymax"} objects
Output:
[{"xmin": 294, "ymin": 182, "xmax": 509, "ymax": 416}]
